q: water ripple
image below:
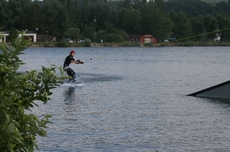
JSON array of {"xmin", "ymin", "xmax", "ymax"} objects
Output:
[{"xmin": 23, "ymin": 47, "xmax": 230, "ymax": 151}]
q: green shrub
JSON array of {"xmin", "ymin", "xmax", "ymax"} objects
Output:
[
  {"xmin": 96, "ymin": 28, "xmax": 128, "ymax": 43},
  {"xmin": 83, "ymin": 39, "xmax": 91, "ymax": 47},
  {"xmin": 143, "ymin": 43, "xmax": 152, "ymax": 47},
  {"xmin": 0, "ymin": 32, "xmax": 61, "ymax": 151},
  {"xmin": 118, "ymin": 41, "xmax": 139, "ymax": 47},
  {"xmin": 104, "ymin": 33, "xmax": 125, "ymax": 43},
  {"xmin": 55, "ymin": 39, "xmax": 69, "ymax": 47}
]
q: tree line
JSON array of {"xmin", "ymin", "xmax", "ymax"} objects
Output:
[{"xmin": 1, "ymin": 0, "xmax": 230, "ymax": 42}]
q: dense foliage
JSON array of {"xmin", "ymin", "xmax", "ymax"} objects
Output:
[
  {"xmin": 0, "ymin": 32, "xmax": 62, "ymax": 151},
  {"xmin": 1, "ymin": 0, "xmax": 230, "ymax": 42}
]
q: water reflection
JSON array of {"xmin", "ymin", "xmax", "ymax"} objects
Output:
[
  {"xmin": 64, "ymin": 87, "xmax": 76, "ymax": 104},
  {"xmin": 206, "ymin": 98, "xmax": 230, "ymax": 107},
  {"xmin": 62, "ymin": 87, "xmax": 85, "ymax": 119}
]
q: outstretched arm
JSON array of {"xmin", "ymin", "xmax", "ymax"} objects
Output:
[{"xmin": 75, "ymin": 60, "xmax": 84, "ymax": 64}]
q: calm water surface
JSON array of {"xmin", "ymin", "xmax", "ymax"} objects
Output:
[{"xmin": 20, "ymin": 46, "xmax": 230, "ymax": 151}]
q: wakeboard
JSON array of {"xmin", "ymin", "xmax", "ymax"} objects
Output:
[
  {"xmin": 71, "ymin": 81, "xmax": 82, "ymax": 84},
  {"xmin": 61, "ymin": 81, "xmax": 83, "ymax": 87}
]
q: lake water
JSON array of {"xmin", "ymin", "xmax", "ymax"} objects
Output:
[{"xmin": 19, "ymin": 46, "xmax": 230, "ymax": 151}]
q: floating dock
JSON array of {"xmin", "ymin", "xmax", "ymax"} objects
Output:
[{"xmin": 188, "ymin": 80, "xmax": 230, "ymax": 99}]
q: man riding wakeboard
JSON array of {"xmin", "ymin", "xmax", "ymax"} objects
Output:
[{"xmin": 63, "ymin": 50, "xmax": 84, "ymax": 83}]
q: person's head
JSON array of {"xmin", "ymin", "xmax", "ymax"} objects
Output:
[{"xmin": 70, "ymin": 50, "xmax": 75, "ymax": 56}]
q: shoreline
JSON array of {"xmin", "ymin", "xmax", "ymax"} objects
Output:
[{"xmin": 28, "ymin": 41, "xmax": 230, "ymax": 48}]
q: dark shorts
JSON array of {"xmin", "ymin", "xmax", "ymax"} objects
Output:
[{"xmin": 63, "ymin": 66, "xmax": 75, "ymax": 77}]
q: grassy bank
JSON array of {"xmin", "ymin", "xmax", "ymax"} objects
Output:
[
  {"xmin": 28, "ymin": 41, "xmax": 230, "ymax": 48},
  {"xmin": 29, "ymin": 41, "xmax": 141, "ymax": 47},
  {"xmin": 157, "ymin": 41, "xmax": 230, "ymax": 47}
]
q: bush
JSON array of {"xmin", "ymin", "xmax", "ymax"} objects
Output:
[
  {"xmin": 0, "ymin": 32, "xmax": 61, "ymax": 151},
  {"xmin": 55, "ymin": 39, "xmax": 69, "ymax": 47},
  {"xmin": 143, "ymin": 43, "xmax": 152, "ymax": 47},
  {"xmin": 83, "ymin": 39, "xmax": 91, "ymax": 47},
  {"xmin": 120, "ymin": 41, "xmax": 139, "ymax": 47},
  {"xmin": 96, "ymin": 27, "xmax": 128, "ymax": 43},
  {"xmin": 105, "ymin": 33, "xmax": 125, "ymax": 43},
  {"xmin": 64, "ymin": 27, "xmax": 80, "ymax": 40}
]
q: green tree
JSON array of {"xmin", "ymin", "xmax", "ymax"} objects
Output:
[
  {"xmin": 123, "ymin": 0, "xmax": 131, "ymax": 8},
  {"xmin": 215, "ymin": 1, "xmax": 230, "ymax": 14},
  {"xmin": 26, "ymin": 2, "xmax": 43, "ymax": 33},
  {"xmin": 82, "ymin": 25, "xmax": 95, "ymax": 41},
  {"xmin": 64, "ymin": 27, "xmax": 81, "ymax": 41},
  {"xmin": 5, "ymin": 0, "xmax": 33, "ymax": 30},
  {"xmin": 89, "ymin": 1, "xmax": 117, "ymax": 31},
  {"xmin": 203, "ymin": 13, "xmax": 219, "ymax": 40},
  {"xmin": 215, "ymin": 12, "xmax": 230, "ymax": 41},
  {"xmin": 165, "ymin": 0, "xmax": 213, "ymax": 17},
  {"xmin": 0, "ymin": 0, "xmax": 9, "ymax": 28},
  {"xmin": 81, "ymin": 0, "xmax": 91, "ymax": 26},
  {"xmin": 190, "ymin": 15, "xmax": 205, "ymax": 40},
  {"xmin": 215, "ymin": 12, "xmax": 230, "ymax": 30},
  {"xmin": 97, "ymin": 22, "xmax": 128, "ymax": 42},
  {"xmin": 155, "ymin": 0, "xmax": 165, "ymax": 11},
  {"xmin": 66, "ymin": 0, "xmax": 81, "ymax": 28},
  {"xmin": 117, "ymin": 8, "xmax": 142, "ymax": 34},
  {"xmin": 221, "ymin": 21, "xmax": 230, "ymax": 41},
  {"xmin": 140, "ymin": 2, "xmax": 174, "ymax": 41},
  {"xmin": 8, "ymin": 29, "xmax": 18, "ymax": 42},
  {"xmin": 40, "ymin": 0, "xmax": 68, "ymax": 38},
  {"xmin": 0, "ymin": 32, "xmax": 61, "ymax": 151},
  {"xmin": 169, "ymin": 11, "xmax": 194, "ymax": 40}
]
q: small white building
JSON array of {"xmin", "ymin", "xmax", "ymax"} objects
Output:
[
  {"xmin": 214, "ymin": 33, "xmax": 221, "ymax": 41},
  {"xmin": 0, "ymin": 31, "xmax": 9, "ymax": 42},
  {"xmin": 0, "ymin": 31, "xmax": 37, "ymax": 42}
]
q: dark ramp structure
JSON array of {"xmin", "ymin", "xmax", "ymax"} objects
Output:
[{"xmin": 188, "ymin": 80, "xmax": 230, "ymax": 99}]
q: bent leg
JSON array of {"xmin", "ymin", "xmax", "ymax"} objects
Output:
[{"xmin": 66, "ymin": 68, "xmax": 76, "ymax": 82}]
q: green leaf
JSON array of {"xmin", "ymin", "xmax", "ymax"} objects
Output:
[
  {"xmin": 7, "ymin": 123, "xmax": 15, "ymax": 133},
  {"xmin": 14, "ymin": 36, "xmax": 22, "ymax": 47},
  {"xmin": 5, "ymin": 113, "xmax": 10, "ymax": 126}
]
